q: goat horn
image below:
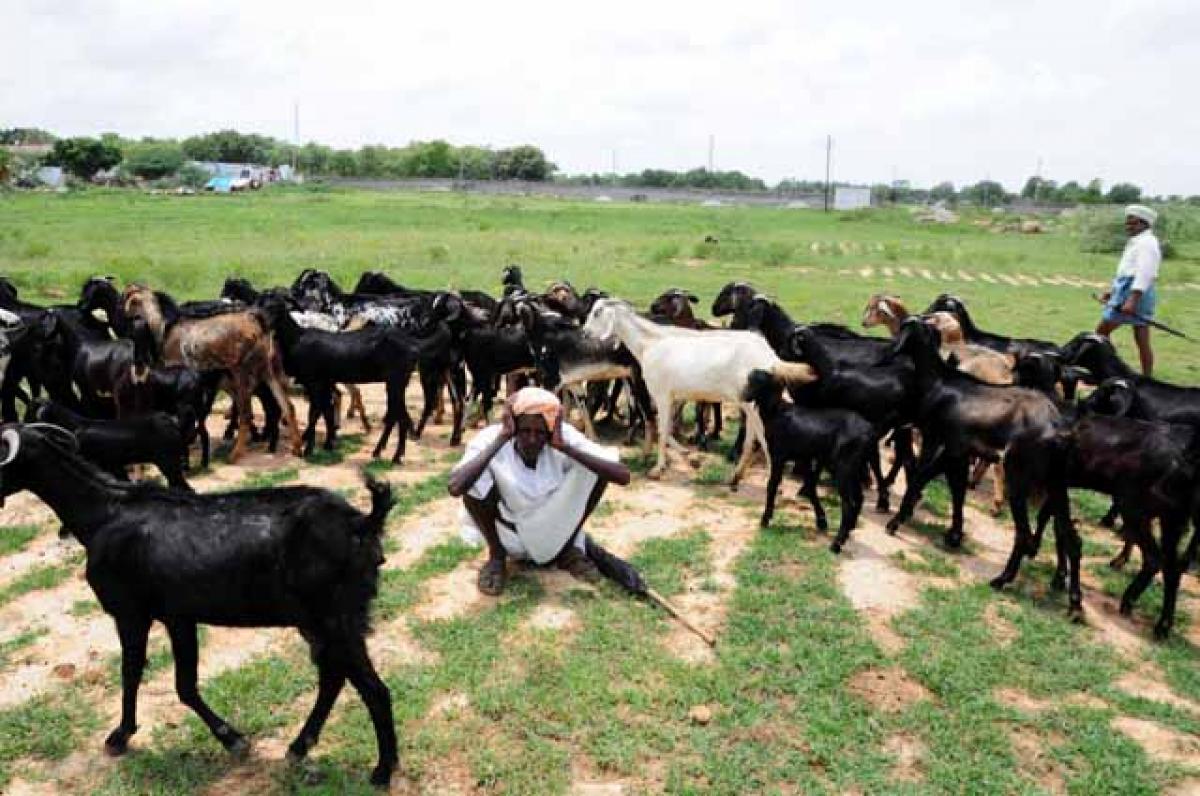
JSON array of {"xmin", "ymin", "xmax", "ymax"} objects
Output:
[
  {"xmin": 0, "ymin": 428, "xmax": 18, "ymax": 467},
  {"xmin": 24, "ymin": 423, "xmax": 80, "ymax": 452}
]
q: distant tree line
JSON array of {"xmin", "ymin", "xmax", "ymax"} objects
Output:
[
  {"xmin": 558, "ymin": 168, "xmax": 767, "ymax": 191},
  {"xmin": 4, "ymin": 126, "xmax": 1200, "ymax": 204},
  {"xmin": 872, "ymin": 177, "xmax": 1198, "ymax": 206},
  {"xmin": 0, "ymin": 128, "xmax": 555, "ymax": 182}
]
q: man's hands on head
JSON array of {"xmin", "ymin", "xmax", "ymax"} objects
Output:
[
  {"xmin": 500, "ymin": 401, "xmax": 516, "ymax": 441},
  {"xmin": 549, "ymin": 411, "xmax": 567, "ymax": 451}
]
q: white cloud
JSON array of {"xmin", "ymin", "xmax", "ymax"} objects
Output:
[{"xmin": 5, "ymin": 0, "xmax": 1198, "ymax": 194}]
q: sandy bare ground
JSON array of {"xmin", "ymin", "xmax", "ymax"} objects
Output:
[{"xmin": 3, "ymin": 389, "xmax": 1200, "ymax": 793}]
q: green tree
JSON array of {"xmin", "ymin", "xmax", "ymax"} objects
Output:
[
  {"xmin": 44, "ymin": 137, "xmax": 123, "ymax": 179},
  {"xmin": 1106, "ymin": 182, "xmax": 1142, "ymax": 204},
  {"xmin": 1081, "ymin": 178, "xmax": 1104, "ymax": 204},
  {"xmin": 0, "ymin": 148, "xmax": 10, "ymax": 182},
  {"xmin": 329, "ymin": 150, "xmax": 358, "ymax": 176},
  {"xmin": 402, "ymin": 140, "xmax": 454, "ymax": 177},
  {"xmin": 181, "ymin": 130, "xmax": 275, "ymax": 164},
  {"xmin": 0, "ymin": 128, "xmax": 56, "ymax": 145},
  {"xmin": 494, "ymin": 145, "xmax": 554, "ymax": 180},
  {"xmin": 297, "ymin": 142, "xmax": 333, "ymax": 173},
  {"xmin": 930, "ymin": 181, "xmax": 956, "ymax": 202},
  {"xmin": 1058, "ymin": 181, "xmax": 1083, "ymax": 204},
  {"xmin": 122, "ymin": 140, "xmax": 185, "ymax": 179},
  {"xmin": 961, "ymin": 180, "xmax": 1009, "ymax": 206}
]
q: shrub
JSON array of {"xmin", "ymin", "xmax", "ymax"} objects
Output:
[
  {"xmin": 123, "ymin": 142, "xmax": 184, "ymax": 179},
  {"xmin": 1078, "ymin": 207, "xmax": 1193, "ymax": 259},
  {"xmin": 177, "ymin": 163, "xmax": 209, "ymax": 189}
]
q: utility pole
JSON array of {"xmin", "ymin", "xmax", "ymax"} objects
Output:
[
  {"xmin": 292, "ymin": 100, "xmax": 299, "ymax": 174},
  {"xmin": 708, "ymin": 134, "xmax": 714, "ymax": 172},
  {"xmin": 824, "ymin": 134, "xmax": 832, "ymax": 212},
  {"xmin": 611, "ymin": 149, "xmax": 618, "ymax": 185}
]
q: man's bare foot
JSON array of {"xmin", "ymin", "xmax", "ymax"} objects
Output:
[{"xmin": 477, "ymin": 557, "xmax": 507, "ymax": 595}]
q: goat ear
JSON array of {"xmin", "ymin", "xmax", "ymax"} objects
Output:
[{"xmin": 686, "ymin": 293, "xmax": 698, "ymax": 303}]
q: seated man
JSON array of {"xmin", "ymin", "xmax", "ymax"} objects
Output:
[{"xmin": 448, "ymin": 386, "xmax": 631, "ymax": 595}]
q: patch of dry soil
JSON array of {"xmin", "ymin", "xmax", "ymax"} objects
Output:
[
  {"xmin": 835, "ymin": 517, "xmax": 921, "ymax": 655},
  {"xmin": 1115, "ymin": 664, "xmax": 1200, "ymax": 717},
  {"xmin": 1010, "ymin": 728, "xmax": 1068, "ymax": 795},
  {"xmin": 883, "ymin": 732, "xmax": 926, "ymax": 783},
  {"xmin": 993, "ymin": 687, "xmax": 1107, "ymax": 713},
  {"xmin": 1111, "ymin": 716, "xmax": 1200, "ymax": 764},
  {"xmin": 847, "ymin": 666, "xmax": 932, "ymax": 714}
]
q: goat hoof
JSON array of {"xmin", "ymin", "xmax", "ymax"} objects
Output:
[
  {"xmin": 829, "ymin": 540, "xmax": 843, "ymax": 554},
  {"xmin": 1153, "ymin": 621, "xmax": 1171, "ymax": 640},
  {"xmin": 988, "ymin": 576, "xmax": 1007, "ymax": 591},
  {"xmin": 874, "ymin": 501, "xmax": 890, "ymax": 513},
  {"xmin": 1050, "ymin": 575, "xmax": 1066, "ymax": 592},
  {"xmin": 815, "ymin": 518, "xmax": 829, "ymax": 532},
  {"xmin": 1108, "ymin": 556, "xmax": 1128, "ymax": 571},
  {"xmin": 1099, "ymin": 515, "xmax": 1116, "ymax": 529},
  {"xmin": 885, "ymin": 518, "xmax": 901, "ymax": 534},
  {"xmin": 1068, "ymin": 604, "xmax": 1086, "ymax": 624},
  {"xmin": 759, "ymin": 516, "xmax": 771, "ymax": 528},
  {"xmin": 103, "ymin": 729, "xmax": 131, "ymax": 756},
  {"xmin": 943, "ymin": 531, "xmax": 964, "ymax": 549},
  {"xmin": 1118, "ymin": 601, "xmax": 1134, "ymax": 617},
  {"xmin": 227, "ymin": 736, "xmax": 250, "ymax": 758},
  {"xmin": 370, "ymin": 763, "xmax": 396, "ymax": 789},
  {"xmin": 286, "ymin": 740, "xmax": 310, "ymax": 763}
]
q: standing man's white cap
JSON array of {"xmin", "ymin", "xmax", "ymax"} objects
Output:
[{"xmin": 1125, "ymin": 204, "xmax": 1157, "ymax": 225}]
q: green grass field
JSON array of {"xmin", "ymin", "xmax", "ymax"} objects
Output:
[
  {"xmin": 0, "ymin": 187, "xmax": 1198, "ymax": 795},
  {"xmin": 2, "ymin": 186, "xmax": 1199, "ymax": 381}
]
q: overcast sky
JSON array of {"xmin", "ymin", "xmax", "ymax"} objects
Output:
[{"xmin": 7, "ymin": 0, "xmax": 1198, "ymax": 194}]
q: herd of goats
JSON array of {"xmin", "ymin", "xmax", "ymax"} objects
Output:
[{"xmin": 0, "ymin": 264, "xmax": 1196, "ymax": 786}]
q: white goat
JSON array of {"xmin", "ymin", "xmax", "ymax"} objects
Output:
[{"xmin": 583, "ymin": 299, "xmax": 817, "ymax": 484}]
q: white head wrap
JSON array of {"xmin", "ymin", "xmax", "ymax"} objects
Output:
[{"xmin": 1124, "ymin": 204, "xmax": 1157, "ymax": 226}]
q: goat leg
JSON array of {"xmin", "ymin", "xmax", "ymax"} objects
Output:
[
  {"xmin": 1154, "ymin": 516, "xmax": 1187, "ymax": 639},
  {"xmin": 165, "ymin": 620, "xmax": 248, "ymax": 755},
  {"xmin": 943, "ymin": 456, "xmax": 970, "ymax": 548},
  {"xmin": 886, "ymin": 443, "xmax": 944, "ymax": 534},
  {"xmin": 105, "ymin": 615, "xmax": 151, "ymax": 755},
  {"xmin": 760, "ymin": 456, "xmax": 784, "ymax": 527},
  {"xmin": 799, "ymin": 465, "xmax": 828, "ymax": 532},
  {"xmin": 1118, "ymin": 515, "xmax": 1159, "ymax": 616},
  {"xmin": 868, "ymin": 445, "xmax": 890, "ymax": 513},
  {"xmin": 288, "ymin": 641, "xmax": 347, "ymax": 762},
  {"xmin": 349, "ymin": 384, "xmax": 370, "ymax": 432},
  {"xmin": 343, "ymin": 639, "xmax": 398, "ymax": 788},
  {"xmin": 1053, "ymin": 501, "xmax": 1084, "ymax": 620}
]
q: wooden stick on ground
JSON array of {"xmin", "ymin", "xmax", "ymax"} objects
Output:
[{"xmin": 646, "ymin": 588, "xmax": 716, "ymax": 647}]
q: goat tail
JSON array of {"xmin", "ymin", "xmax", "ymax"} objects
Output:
[
  {"xmin": 770, "ymin": 360, "xmax": 818, "ymax": 386},
  {"xmin": 360, "ymin": 473, "xmax": 395, "ymax": 537}
]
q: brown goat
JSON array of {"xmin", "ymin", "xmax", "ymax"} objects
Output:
[
  {"xmin": 122, "ymin": 286, "xmax": 302, "ymax": 463},
  {"xmin": 862, "ymin": 293, "xmax": 1015, "ymax": 512}
]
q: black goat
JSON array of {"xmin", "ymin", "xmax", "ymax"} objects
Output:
[
  {"xmin": 996, "ymin": 414, "xmax": 1198, "ymax": 637},
  {"xmin": 264, "ymin": 298, "xmax": 419, "ymax": 462},
  {"xmin": 785, "ymin": 325, "xmax": 917, "ymax": 512},
  {"xmin": 0, "ymin": 424, "xmax": 398, "ymax": 785},
  {"xmin": 745, "ymin": 369, "xmax": 873, "ymax": 552},
  {"xmin": 501, "ymin": 264, "xmax": 526, "ymax": 297},
  {"xmin": 925, "ymin": 294, "xmax": 1060, "ymax": 357},
  {"xmin": 30, "ymin": 401, "xmax": 192, "ymax": 491},
  {"xmin": 882, "ymin": 318, "xmax": 1060, "ymax": 547}
]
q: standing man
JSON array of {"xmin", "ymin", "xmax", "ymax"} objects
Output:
[
  {"xmin": 448, "ymin": 386, "xmax": 631, "ymax": 596},
  {"xmin": 1097, "ymin": 204, "xmax": 1161, "ymax": 376}
]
